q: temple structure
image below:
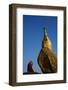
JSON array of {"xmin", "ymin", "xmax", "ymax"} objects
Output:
[{"xmin": 37, "ymin": 27, "xmax": 57, "ymax": 73}]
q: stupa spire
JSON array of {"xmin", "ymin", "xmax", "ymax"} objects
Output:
[
  {"xmin": 44, "ymin": 26, "xmax": 47, "ymax": 36},
  {"xmin": 42, "ymin": 26, "xmax": 52, "ymax": 50}
]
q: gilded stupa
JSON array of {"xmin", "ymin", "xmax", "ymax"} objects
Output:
[{"xmin": 37, "ymin": 27, "xmax": 57, "ymax": 73}]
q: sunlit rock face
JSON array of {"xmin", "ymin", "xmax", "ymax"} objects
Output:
[{"xmin": 37, "ymin": 27, "xmax": 57, "ymax": 73}]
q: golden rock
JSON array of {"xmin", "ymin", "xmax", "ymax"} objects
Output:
[{"xmin": 37, "ymin": 27, "xmax": 57, "ymax": 73}]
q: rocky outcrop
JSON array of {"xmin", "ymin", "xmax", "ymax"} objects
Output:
[{"xmin": 38, "ymin": 48, "xmax": 57, "ymax": 73}]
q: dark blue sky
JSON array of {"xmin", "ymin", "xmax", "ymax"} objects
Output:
[{"xmin": 23, "ymin": 15, "xmax": 57, "ymax": 73}]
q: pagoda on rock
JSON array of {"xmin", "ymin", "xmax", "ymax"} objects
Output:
[{"xmin": 37, "ymin": 27, "xmax": 57, "ymax": 73}]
